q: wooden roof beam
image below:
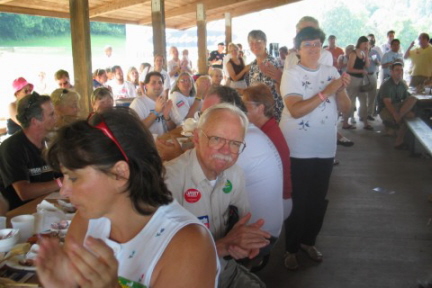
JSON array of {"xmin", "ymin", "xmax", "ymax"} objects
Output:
[
  {"xmin": 89, "ymin": 0, "xmax": 148, "ymax": 18},
  {"xmin": 138, "ymin": 0, "xmax": 259, "ymax": 25},
  {"xmin": 0, "ymin": 4, "xmax": 140, "ymax": 24},
  {"xmin": 173, "ymin": 0, "xmax": 300, "ymax": 30},
  {"xmin": 0, "ymin": 0, "xmax": 14, "ymax": 4},
  {"xmin": 0, "ymin": 5, "xmax": 70, "ymax": 18}
]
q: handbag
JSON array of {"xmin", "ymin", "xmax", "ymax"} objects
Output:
[{"xmin": 359, "ymin": 75, "xmax": 374, "ymax": 92}]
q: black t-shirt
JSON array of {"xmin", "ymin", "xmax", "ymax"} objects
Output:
[
  {"xmin": 208, "ymin": 51, "xmax": 226, "ymax": 69},
  {"xmin": 0, "ymin": 131, "xmax": 56, "ymax": 210}
]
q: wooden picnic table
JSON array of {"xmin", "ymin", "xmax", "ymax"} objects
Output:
[{"xmin": 3, "ymin": 196, "xmax": 49, "ymax": 287}]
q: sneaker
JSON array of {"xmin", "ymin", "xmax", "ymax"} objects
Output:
[
  {"xmin": 300, "ymin": 244, "xmax": 323, "ymax": 262},
  {"xmin": 284, "ymin": 252, "xmax": 299, "ymax": 270}
]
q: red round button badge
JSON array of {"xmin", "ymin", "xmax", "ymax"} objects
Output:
[{"xmin": 184, "ymin": 189, "xmax": 202, "ymax": 203}]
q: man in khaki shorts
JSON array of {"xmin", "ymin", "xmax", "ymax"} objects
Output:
[{"xmin": 377, "ymin": 62, "xmax": 417, "ymax": 148}]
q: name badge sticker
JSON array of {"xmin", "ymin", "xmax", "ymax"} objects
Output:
[
  {"xmin": 184, "ymin": 188, "xmax": 201, "ymax": 203},
  {"xmin": 223, "ymin": 180, "xmax": 233, "ymax": 193}
]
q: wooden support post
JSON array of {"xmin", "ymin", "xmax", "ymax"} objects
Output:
[
  {"xmin": 225, "ymin": 12, "xmax": 232, "ymax": 46},
  {"xmin": 69, "ymin": 0, "xmax": 92, "ymax": 116},
  {"xmin": 197, "ymin": 3, "xmax": 207, "ymax": 75},
  {"xmin": 151, "ymin": 0, "xmax": 167, "ymax": 69}
]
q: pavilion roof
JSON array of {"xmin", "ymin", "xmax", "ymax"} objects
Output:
[{"xmin": 0, "ymin": 0, "xmax": 301, "ymax": 30}]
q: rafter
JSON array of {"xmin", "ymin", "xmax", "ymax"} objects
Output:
[
  {"xmin": 0, "ymin": 5, "xmax": 69, "ymax": 19},
  {"xmin": 173, "ymin": 0, "xmax": 300, "ymax": 30},
  {"xmin": 0, "ymin": 4, "xmax": 139, "ymax": 25},
  {"xmin": 0, "ymin": 0, "xmax": 14, "ymax": 4},
  {"xmin": 89, "ymin": 0, "xmax": 147, "ymax": 18},
  {"xmin": 138, "ymin": 0, "xmax": 259, "ymax": 25}
]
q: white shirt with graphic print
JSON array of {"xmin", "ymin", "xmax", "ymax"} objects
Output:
[
  {"xmin": 169, "ymin": 91, "xmax": 198, "ymax": 124},
  {"xmin": 280, "ymin": 64, "xmax": 340, "ymax": 158}
]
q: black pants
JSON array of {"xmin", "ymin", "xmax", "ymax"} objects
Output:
[{"xmin": 284, "ymin": 157, "xmax": 334, "ymax": 253}]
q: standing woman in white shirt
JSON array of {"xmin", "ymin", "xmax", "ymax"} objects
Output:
[{"xmin": 280, "ymin": 27, "xmax": 351, "ymax": 270}]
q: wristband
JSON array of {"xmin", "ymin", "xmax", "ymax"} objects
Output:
[
  {"xmin": 55, "ymin": 178, "xmax": 62, "ymax": 188},
  {"xmin": 318, "ymin": 92, "xmax": 326, "ymax": 102},
  {"xmin": 195, "ymin": 97, "xmax": 202, "ymax": 101},
  {"xmin": 151, "ymin": 110, "xmax": 161, "ymax": 117}
]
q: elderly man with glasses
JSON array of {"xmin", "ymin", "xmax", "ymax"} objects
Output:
[
  {"xmin": 0, "ymin": 93, "xmax": 62, "ymax": 210},
  {"xmin": 164, "ymin": 102, "xmax": 269, "ymax": 288}
]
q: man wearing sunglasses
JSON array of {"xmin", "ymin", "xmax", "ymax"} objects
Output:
[
  {"xmin": 165, "ymin": 103, "xmax": 268, "ymax": 287},
  {"xmin": 0, "ymin": 93, "xmax": 61, "ymax": 210},
  {"xmin": 54, "ymin": 69, "xmax": 73, "ymax": 89}
]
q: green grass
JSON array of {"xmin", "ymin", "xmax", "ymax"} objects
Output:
[{"xmin": 1, "ymin": 34, "xmax": 126, "ymax": 51}]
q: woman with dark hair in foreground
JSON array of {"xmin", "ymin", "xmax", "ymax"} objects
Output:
[{"xmin": 36, "ymin": 107, "xmax": 218, "ymax": 288}]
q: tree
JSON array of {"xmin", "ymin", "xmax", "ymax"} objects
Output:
[{"xmin": 320, "ymin": 3, "xmax": 372, "ymax": 47}]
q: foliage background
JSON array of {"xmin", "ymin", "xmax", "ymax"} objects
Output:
[
  {"xmin": 0, "ymin": 13, "xmax": 125, "ymax": 41},
  {"xmin": 318, "ymin": 0, "xmax": 432, "ymax": 48}
]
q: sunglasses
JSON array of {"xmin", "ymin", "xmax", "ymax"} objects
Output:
[
  {"xmin": 23, "ymin": 92, "xmax": 40, "ymax": 121},
  {"xmin": 60, "ymin": 89, "xmax": 68, "ymax": 98}
]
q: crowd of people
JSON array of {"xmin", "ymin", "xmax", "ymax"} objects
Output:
[{"xmin": 0, "ymin": 14, "xmax": 431, "ymax": 288}]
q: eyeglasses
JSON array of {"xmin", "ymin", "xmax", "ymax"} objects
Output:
[
  {"xmin": 200, "ymin": 130, "xmax": 246, "ymax": 154},
  {"xmin": 179, "ymin": 79, "xmax": 191, "ymax": 83},
  {"xmin": 301, "ymin": 41, "xmax": 322, "ymax": 48},
  {"xmin": 90, "ymin": 115, "xmax": 129, "ymax": 162},
  {"xmin": 249, "ymin": 40, "xmax": 264, "ymax": 46}
]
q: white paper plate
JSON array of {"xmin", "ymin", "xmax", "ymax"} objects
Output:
[
  {"xmin": 180, "ymin": 131, "xmax": 193, "ymax": 137},
  {"xmin": 5, "ymin": 254, "xmax": 36, "ymax": 271}
]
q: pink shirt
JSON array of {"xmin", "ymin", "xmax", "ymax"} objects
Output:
[{"xmin": 261, "ymin": 117, "xmax": 292, "ymax": 199}]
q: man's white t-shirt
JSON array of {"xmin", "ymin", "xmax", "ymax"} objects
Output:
[
  {"xmin": 236, "ymin": 124, "xmax": 283, "ymax": 237},
  {"xmin": 280, "ymin": 64, "xmax": 340, "ymax": 158},
  {"xmin": 109, "ymin": 80, "xmax": 137, "ymax": 100},
  {"xmin": 130, "ymin": 95, "xmax": 179, "ymax": 135}
]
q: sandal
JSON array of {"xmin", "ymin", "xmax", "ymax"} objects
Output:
[
  {"xmin": 337, "ymin": 137, "xmax": 354, "ymax": 147},
  {"xmin": 363, "ymin": 125, "xmax": 374, "ymax": 131},
  {"xmin": 342, "ymin": 124, "xmax": 356, "ymax": 130}
]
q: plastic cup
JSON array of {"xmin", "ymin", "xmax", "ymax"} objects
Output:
[{"xmin": 11, "ymin": 215, "xmax": 35, "ymax": 243}]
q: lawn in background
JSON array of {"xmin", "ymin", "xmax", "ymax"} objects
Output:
[
  {"xmin": 1, "ymin": 34, "xmax": 126, "ymax": 52},
  {"xmin": 0, "ymin": 34, "xmax": 126, "ymax": 119}
]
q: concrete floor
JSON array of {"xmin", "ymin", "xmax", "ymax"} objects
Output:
[{"xmin": 256, "ymin": 120, "xmax": 432, "ymax": 288}]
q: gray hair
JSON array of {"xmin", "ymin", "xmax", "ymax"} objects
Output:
[
  {"xmin": 296, "ymin": 16, "xmax": 319, "ymax": 31},
  {"xmin": 198, "ymin": 103, "xmax": 249, "ymax": 137},
  {"xmin": 248, "ymin": 30, "xmax": 267, "ymax": 44},
  {"xmin": 17, "ymin": 93, "xmax": 52, "ymax": 129}
]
